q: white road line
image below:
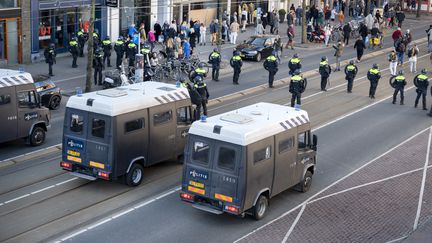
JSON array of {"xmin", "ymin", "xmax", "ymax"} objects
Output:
[
  {"xmin": 281, "ymin": 204, "xmax": 306, "ymax": 243},
  {"xmin": 413, "ymin": 128, "xmax": 432, "ymax": 231},
  {"xmin": 4, "ymin": 194, "xmax": 30, "ymax": 204},
  {"xmin": 86, "ymin": 218, "xmax": 112, "ymax": 230},
  {"xmin": 30, "ymin": 185, "xmax": 55, "ymax": 195},
  {"xmin": 59, "ymin": 229, "xmax": 88, "ymax": 241},
  {"xmin": 55, "ymin": 177, "xmax": 79, "ymax": 186},
  {"xmin": 111, "ymin": 208, "xmax": 135, "ymax": 219},
  {"xmin": 385, "ymin": 235, "xmax": 408, "ymax": 243},
  {"xmin": 234, "ymin": 126, "xmax": 431, "ymax": 242}
]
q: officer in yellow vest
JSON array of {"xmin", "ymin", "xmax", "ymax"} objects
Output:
[
  {"xmin": 318, "ymin": 56, "xmax": 331, "ymax": 91},
  {"xmin": 263, "ymin": 50, "xmax": 279, "ymax": 88},
  {"xmin": 102, "ymin": 36, "xmax": 112, "ymax": 67},
  {"xmin": 68, "ymin": 37, "xmax": 79, "ymax": 68},
  {"xmin": 76, "ymin": 29, "xmax": 88, "ymax": 57},
  {"xmin": 289, "ymin": 70, "xmax": 307, "ymax": 107},
  {"xmin": 230, "ymin": 51, "xmax": 243, "ymax": 85},
  {"xmin": 193, "ymin": 76, "xmax": 210, "ymax": 120},
  {"xmin": 367, "ymin": 63, "xmax": 381, "ymax": 99},
  {"xmin": 208, "ymin": 48, "xmax": 221, "ymax": 81},
  {"xmin": 190, "ymin": 62, "xmax": 207, "ymax": 81},
  {"xmin": 126, "ymin": 42, "xmax": 138, "ymax": 67},
  {"xmin": 344, "ymin": 60, "xmax": 358, "ymax": 93},
  {"xmin": 390, "ymin": 70, "xmax": 407, "ymax": 105},
  {"xmin": 414, "ymin": 69, "xmax": 429, "ymax": 110},
  {"xmin": 288, "ymin": 53, "xmax": 301, "ymax": 75},
  {"xmin": 114, "ymin": 36, "xmax": 125, "ymax": 69}
]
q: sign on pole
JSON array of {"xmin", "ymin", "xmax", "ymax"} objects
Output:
[{"xmin": 106, "ymin": 0, "xmax": 118, "ymax": 7}]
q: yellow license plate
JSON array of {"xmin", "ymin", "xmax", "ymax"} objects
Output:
[
  {"xmin": 90, "ymin": 161, "xmax": 105, "ymax": 169},
  {"xmin": 189, "ymin": 180, "xmax": 204, "ymax": 189},
  {"xmin": 67, "ymin": 150, "xmax": 80, "ymax": 157},
  {"xmin": 188, "ymin": 186, "xmax": 205, "ymax": 195},
  {"xmin": 67, "ymin": 155, "xmax": 82, "ymax": 163},
  {"xmin": 215, "ymin": 193, "xmax": 233, "ymax": 202}
]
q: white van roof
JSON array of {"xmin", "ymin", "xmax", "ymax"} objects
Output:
[
  {"xmin": 189, "ymin": 102, "xmax": 310, "ymax": 146},
  {"xmin": 66, "ymin": 82, "xmax": 190, "ymax": 116},
  {"xmin": 0, "ymin": 69, "xmax": 34, "ymax": 88}
]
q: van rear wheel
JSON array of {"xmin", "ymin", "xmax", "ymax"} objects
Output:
[
  {"xmin": 252, "ymin": 195, "xmax": 268, "ymax": 220},
  {"xmin": 295, "ymin": 171, "xmax": 313, "ymax": 193},
  {"xmin": 125, "ymin": 163, "xmax": 144, "ymax": 187},
  {"xmin": 29, "ymin": 127, "xmax": 45, "ymax": 146}
]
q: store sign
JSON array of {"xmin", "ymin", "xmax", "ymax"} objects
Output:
[{"xmin": 106, "ymin": 0, "xmax": 118, "ymax": 7}]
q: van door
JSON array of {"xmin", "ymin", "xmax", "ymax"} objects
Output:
[
  {"xmin": 272, "ymin": 132, "xmax": 297, "ymax": 195},
  {"xmin": 296, "ymin": 131, "xmax": 310, "ymax": 181},
  {"xmin": 175, "ymin": 105, "xmax": 193, "ymax": 157},
  {"xmin": 0, "ymin": 87, "xmax": 17, "ymax": 143},
  {"xmin": 85, "ymin": 113, "xmax": 112, "ymax": 172},
  {"xmin": 16, "ymin": 89, "xmax": 39, "ymax": 138},
  {"xmin": 63, "ymin": 108, "xmax": 88, "ymax": 167},
  {"xmin": 148, "ymin": 105, "xmax": 175, "ymax": 164}
]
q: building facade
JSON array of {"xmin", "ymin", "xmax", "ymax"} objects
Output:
[{"xmin": 0, "ymin": 0, "xmax": 22, "ymax": 66}]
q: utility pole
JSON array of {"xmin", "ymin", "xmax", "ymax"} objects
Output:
[
  {"xmin": 85, "ymin": 0, "xmax": 96, "ymax": 93},
  {"xmin": 301, "ymin": 0, "xmax": 307, "ymax": 44},
  {"xmin": 416, "ymin": 0, "xmax": 421, "ymax": 18},
  {"xmin": 217, "ymin": 0, "xmax": 222, "ymax": 52}
]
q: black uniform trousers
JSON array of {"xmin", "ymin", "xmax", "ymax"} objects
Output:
[
  {"xmin": 128, "ymin": 58, "xmax": 135, "ymax": 67},
  {"xmin": 393, "ymin": 88, "xmax": 405, "ymax": 104},
  {"xmin": 116, "ymin": 53, "xmax": 123, "ymax": 69},
  {"xmin": 104, "ymin": 53, "xmax": 111, "ymax": 67},
  {"xmin": 233, "ymin": 68, "xmax": 241, "ymax": 84},
  {"xmin": 212, "ymin": 65, "xmax": 220, "ymax": 81},
  {"xmin": 369, "ymin": 81, "xmax": 378, "ymax": 97},
  {"xmin": 268, "ymin": 71, "xmax": 276, "ymax": 87},
  {"xmin": 48, "ymin": 63, "xmax": 53, "ymax": 76},
  {"xmin": 415, "ymin": 90, "xmax": 427, "ymax": 109},
  {"xmin": 78, "ymin": 42, "xmax": 85, "ymax": 57},
  {"xmin": 347, "ymin": 78, "xmax": 354, "ymax": 92},
  {"xmin": 94, "ymin": 67, "xmax": 103, "ymax": 85},
  {"xmin": 291, "ymin": 92, "xmax": 302, "ymax": 107},
  {"xmin": 195, "ymin": 100, "xmax": 208, "ymax": 121},
  {"xmin": 72, "ymin": 53, "xmax": 78, "ymax": 68},
  {"xmin": 321, "ymin": 76, "xmax": 328, "ymax": 90}
]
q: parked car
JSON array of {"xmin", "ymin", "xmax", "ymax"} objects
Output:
[
  {"xmin": 33, "ymin": 75, "xmax": 62, "ymax": 110},
  {"xmin": 235, "ymin": 35, "xmax": 280, "ymax": 62}
]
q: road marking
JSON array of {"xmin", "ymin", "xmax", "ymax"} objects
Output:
[
  {"xmin": 234, "ymin": 126, "xmax": 431, "ymax": 243},
  {"xmin": 0, "ymin": 143, "xmax": 61, "ymax": 165},
  {"xmin": 281, "ymin": 204, "xmax": 306, "ymax": 243},
  {"xmin": 413, "ymin": 128, "xmax": 432, "ymax": 231},
  {"xmin": 86, "ymin": 218, "xmax": 112, "ymax": 230},
  {"xmin": 4, "ymin": 194, "xmax": 30, "ymax": 204},
  {"xmin": 56, "ymin": 177, "xmax": 79, "ymax": 186},
  {"xmin": 385, "ymin": 235, "xmax": 408, "ymax": 243},
  {"xmin": 30, "ymin": 185, "xmax": 55, "ymax": 195}
]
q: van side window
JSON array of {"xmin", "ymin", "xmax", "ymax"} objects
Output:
[
  {"xmin": 125, "ymin": 118, "xmax": 144, "ymax": 133},
  {"xmin": 298, "ymin": 132, "xmax": 307, "ymax": 149},
  {"xmin": 70, "ymin": 114, "xmax": 84, "ymax": 133},
  {"xmin": 218, "ymin": 147, "xmax": 236, "ymax": 170},
  {"xmin": 92, "ymin": 119, "xmax": 106, "ymax": 138},
  {"xmin": 153, "ymin": 110, "xmax": 172, "ymax": 126},
  {"xmin": 192, "ymin": 141, "xmax": 210, "ymax": 164},
  {"xmin": 254, "ymin": 146, "xmax": 272, "ymax": 163},
  {"xmin": 279, "ymin": 137, "xmax": 294, "ymax": 154},
  {"xmin": 177, "ymin": 106, "xmax": 192, "ymax": 124},
  {"xmin": 0, "ymin": 94, "xmax": 11, "ymax": 105},
  {"xmin": 17, "ymin": 91, "xmax": 37, "ymax": 107}
]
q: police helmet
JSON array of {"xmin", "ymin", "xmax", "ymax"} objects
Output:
[
  {"xmin": 50, "ymin": 43, "xmax": 55, "ymax": 48},
  {"xmin": 421, "ymin": 68, "xmax": 427, "ymax": 74},
  {"xmin": 398, "ymin": 70, "xmax": 404, "ymax": 75},
  {"xmin": 293, "ymin": 70, "xmax": 301, "ymax": 75},
  {"xmin": 72, "ymin": 37, "xmax": 78, "ymax": 41},
  {"xmin": 105, "ymin": 36, "xmax": 110, "ymax": 40},
  {"xmin": 143, "ymin": 43, "xmax": 150, "ymax": 49},
  {"xmin": 213, "ymin": 48, "xmax": 218, "ymax": 52},
  {"xmin": 234, "ymin": 51, "xmax": 240, "ymax": 56},
  {"xmin": 349, "ymin": 60, "xmax": 355, "ymax": 65},
  {"xmin": 372, "ymin": 63, "xmax": 378, "ymax": 69},
  {"xmin": 272, "ymin": 50, "xmax": 277, "ymax": 56},
  {"xmin": 321, "ymin": 56, "xmax": 327, "ymax": 61},
  {"xmin": 293, "ymin": 53, "xmax": 299, "ymax": 58},
  {"xmin": 179, "ymin": 77, "xmax": 186, "ymax": 83},
  {"xmin": 194, "ymin": 76, "xmax": 203, "ymax": 83},
  {"xmin": 118, "ymin": 36, "xmax": 123, "ymax": 41},
  {"xmin": 198, "ymin": 62, "xmax": 205, "ymax": 68},
  {"xmin": 96, "ymin": 47, "xmax": 103, "ymax": 54}
]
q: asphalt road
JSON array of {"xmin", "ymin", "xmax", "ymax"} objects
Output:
[
  {"xmin": 0, "ymin": 17, "xmax": 429, "ymax": 161},
  {"xmin": 1, "ymin": 47, "xmax": 431, "ymax": 242}
]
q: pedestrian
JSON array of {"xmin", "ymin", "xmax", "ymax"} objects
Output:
[
  {"xmin": 44, "ymin": 43, "xmax": 56, "ymax": 76},
  {"xmin": 319, "ymin": 56, "xmax": 331, "ymax": 91},
  {"xmin": 343, "ymin": 22, "xmax": 352, "ymax": 45},
  {"xmin": 269, "ymin": 10, "xmax": 275, "ymax": 34},
  {"xmin": 92, "ymin": 31, "xmax": 100, "ymax": 51},
  {"xmin": 353, "ymin": 37, "xmax": 366, "ymax": 62},
  {"xmin": 102, "ymin": 36, "xmax": 112, "ymax": 67},
  {"xmin": 230, "ymin": 51, "xmax": 243, "ymax": 85},
  {"xmin": 77, "ymin": 29, "xmax": 87, "ymax": 57},
  {"xmin": 183, "ymin": 39, "xmax": 191, "ymax": 60},
  {"xmin": 286, "ymin": 25, "xmax": 295, "ymax": 49},
  {"xmin": 208, "ymin": 48, "xmax": 221, "ymax": 81},
  {"xmin": 193, "ymin": 76, "xmax": 210, "ymax": 120},
  {"xmin": 296, "ymin": 5, "xmax": 303, "ymax": 25},
  {"xmin": 189, "ymin": 28, "xmax": 197, "ymax": 52},
  {"xmin": 262, "ymin": 12, "xmax": 268, "ymax": 29},
  {"xmin": 396, "ymin": 38, "xmax": 406, "ymax": 65},
  {"xmin": 221, "ymin": 20, "xmax": 228, "ymax": 43},
  {"xmin": 287, "ymin": 10, "xmax": 294, "ymax": 26},
  {"xmin": 333, "ymin": 41, "xmax": 344, "ymax": 71},
  {"xmin": 388, "ymin": 50, "xmax": 398, "ymax": 76},
  {"xmin": 408, "ymin": 44, "xmax": 419, "ymax": 73},
  {"xmin": 93, "ymin": 48, "xmax": 104, "ymax": 85},
  {"xmin": 414, "ymin": 69, "xmax": 429, "ymax": 110},
  {"xmin": 273, "ymin": 14, "xmax": 280, "ymax": 35},
  {"xmin": 263, "ymin": 51, "xmax": 279, "ymax": 88},
  {"xmin": 288, "ymin": 53, "xmax": 301, "ymax": 75},
  {"xmin": 337, "ymin": 10, "xmax": 345, "ymax": 25},
  {"xmin": 370, "ymin": 22, "xmax": 381, "ymax": 49},
  {"xmin": 68, "ymin": 37, "xmax": 79, "ymax": 68},
  {"xmin": 289, "ymin": 70, "xmax": 307, "ymax": 107},
  {"xmin": 241, "ymin": 8, "xmax": 248, "ymax": 32},
  {"xmin": 126, "ymin": 41, "xmax": 137, "ymax": 67},
  {"xmin": 139, "ymin": 23, "xmax": 147, "ymax": 43},
  {"xmin": 392, "ymin": 27, "xmax": 403, "ymax": 44},
  {"xmin": 367, "ymin": 63, "xmax": 381, "ymax": 99},
  {"xmin": 210, "ymin": 19, "xmax": 219, "ymax": 45},
  {"xmin": 331, "ymin": 8, "xmax": 336, "ymax": 22},
  {"xmin": 114, "ymin": 36, "xmax": 125, "ymax": 69},
  {"xmin": 228, "ymin": 21, "xmax": 238, "ymax": 45},
  {"xmin": 154, "ymin": 21, "xmax": 162, "ymax": 42},
  {"xmin": 359, "ymin": 23, "xmax": 368, "ymax": 45},
  {"xmin": 426, "ymin": 25, "xmax": 432, "ymax": 52},
  {"xmin": 405, "ymin": 29, "xmax": 412, "ymax": 44},
  {"xmin": 200, "ymin": 23, "xmax": 206, "ymax": 46},
  {"xmin": 390, "ymin": 70, "xmax": 407, "ymax": 105},
  {"xmin": 395, "ymin": 11, "xmax": 405, "ymax": 28},
  {"xmin": 344, "ymin": 60, "xmax": 358, "ymax": 93},
  {"xmin": 324, "ymin": 24, "xmax": 331, "ymax": 46}
]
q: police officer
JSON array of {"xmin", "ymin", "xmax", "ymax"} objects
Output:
[
  {"xmin": 318, "ymin": 56, "xmax": 331, "ymax": 91},
  {"xmin": 289, "ymin": 70, "xmax": 307, "ymax": 107},
  {"xmin": 140, "ymin": 43, "xmax": 151, "ymax": 66},
  {"xmin": 344, "ymin": 60, "xmax": 358, "ymax": 93},
  {"xmin": 208, "ymin": 48, "xmax": 221, "ymax": 81},
  {"xmin": 44, "ymin": 43, "xmax": 56, "ymax": 76},
  {"xmin": 126, "ymin": 41, "xmax": 138, "ymax": 67},
  {"xmin": 263, "ymin": 50, "xmax": 279, "ymax": 88},
  {"xmin": 179, "ymin": 77, "xmax": 201, "ymax": 120},
  {"xmin": 190, "ymin": 62, "xmax": 207, "ymax": 81},
  {"xmin": 102, "ymin": 36, "xmax": 112, "ymax": 67},
  {"xmin": 193, "ymin": 76, "xmax": 210, "ymax": 120},
  {"xmin": 68, "ymin": 37, "xmax": 79, "ymax": 68},
  {"xmin": 92, "ymin": 31, "xmax": 100, "ymax": 51},
  {"xmin": 114, "ymin": 36, "xmax": 125, "ymax": 69},
  {"xmin": 288, "ymin": 53, "xmax": 301, "ymax": 76},
  {"xmin": 414, "ymin": 69, "xmax": 429, "ymax": 110},
  {"xmin": 230, "ymin": 51, "xmax": 243, "ymax": 85},
  {"xmin": 367, "ymin": 63, "xmax": 381, "ymax": 99},
  {"xmin": 390, "ymin": 70, "xmax": 407, "ymax": 105},
  {"xmin": 76, "ymin": 29, "xmax": 88, "ymax": 57},
  {"xmin": 93, "ymin": 48, "xmax": 104, "ymax": 85}
]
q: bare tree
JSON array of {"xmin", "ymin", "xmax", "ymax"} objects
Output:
[
  {"xmin": 301, "ymin": 0, "xmax": 307, "ymax": 43},
  {"xmin": 416, "ymin": 0, "xmax": 421, "ymax": 18},
  {"xmin": 85, "ymin": 0, "xmax": 95, "ymax": 93}
]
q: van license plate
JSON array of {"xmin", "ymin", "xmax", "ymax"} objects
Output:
[
  {"xmin": 67, "ymin": 150, "xmax": 80, "ymax": 157},
  {"xmin": 189, "ymin": 180, "xmax": 204, "ymax": 189}
]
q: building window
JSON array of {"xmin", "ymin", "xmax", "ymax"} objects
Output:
[
  {"xmin": 38, "ymin": 10, "xmax": 52, "ymax": 51},
  {"xmin": 0, "ymin": 0, "xmax": 19, "ymax": 8}
]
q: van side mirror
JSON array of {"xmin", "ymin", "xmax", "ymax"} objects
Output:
[{"xmin": 312, "ymin": 134, "xmax": 318, "ymax": 151}]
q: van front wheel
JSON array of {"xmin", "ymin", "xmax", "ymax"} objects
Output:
[
  {"xmin": 125, "ymin": 163, "xmax": 144, "ymax": 187},
  {"xmin": 29, "ymin": 127, "xmax": 45, "ymax": 146},
  {"xmin": 295, "ymin": 171, "xmax": 313, "ymax": 193},
  {"xmin": 252, "ymin": 195, "xmax": 268, "ymax": 220}
]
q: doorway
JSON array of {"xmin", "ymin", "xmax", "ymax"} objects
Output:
[{"xmin": 0, "ymin": 18, "xmax": 21, "ymax": 65}]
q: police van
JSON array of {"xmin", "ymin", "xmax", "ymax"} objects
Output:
[
  {"xmin": 60, "ymin": 82, "xmax": 193, "ymax": 186},
  {"xmin": 180, "ymin": 102, "xmax": 317, "ymax": 219},
  {"xmin": 0, "ymin": 69, "xmax": 50, "ymax": 146}
]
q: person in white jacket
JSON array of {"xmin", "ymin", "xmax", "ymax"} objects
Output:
[
  {"xmin": 324, "ymin": 24, "xmax": 332, "ymax": 46},
  {"xmin": 408, "ymin": 44, "xmax": 420, "ymax": 73}
]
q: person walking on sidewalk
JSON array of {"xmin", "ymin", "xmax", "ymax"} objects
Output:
[
  {"xmin": 343, "ymin": 22, "xmax": 352, "ymax": 46},
  {"xmin": 333, "ymin": 41, "xmax": 344, "ymax": 72},
  {"xmin": 102, "ymin": 36, "xmax": 112, "ymax": 67},
  {"xmin": 93, "ymin": 48, "xmax": 104, "ymax": 85},
  {"xmin": 209, "ymin": 48, "xmax": 221, "ymax": 81},
  {"xmin": 44, "ymin": 43, "xmax": 56, "ymax": 76},
  {"xmin": 344, "ymin": 60, "xmax": 358, "ymax": 93},
  {"xmin": 289, "ymin": 70, "xmax": 307, "ymax": 107},
  {"xmin": 200, "ymin": 23, "xmax": 206, "ymax": 46},
  {"xmin": 319, "ymin": 56, "xmax": 331, "ymax": 91},
  {"xmin": 367, "ymin": 63, "xmax": 381, "ymax": 99},
  {"xmin": 114, "ymin": 36, "xmax": 125, "ymax": 69},
  {"xmin": 263, "ymin": 51, "xmax": 279, "ymax": 88},
  {"xmin": 408, "ymin": 44, "xmax": 419, "ymax": 73},
  {"xmin": 210, "ymin": 19, "xmax": 219, "ymax": 46},
  {"xmin": 353, "ymin": 37, "xmax": 366, "ymax": 62},
  {"xmin": 68, "ymin": 37, "xmax": 79, "ymax": 68},
  {"xmin": 388, "ymin": 50, "xmax": 398, "ymax": 76},
  {"xmin": 414, "ymin": 69, "xmax": 429, "ymax": 110},
  {"xmin": 286, "ymin": 25, "xmax": 295, "ymax": 50},
  {"xmin": 390, "ymin": 70, "xmax": 407, "ymax": 105},
  {"xmin": 395, "ymin": 37, "xmax": 406, "ymax": 65},
  {"xmin": 230, "ymin": 51, "xmax": 243, "ymax": 85},
  {"xmin": 230, "ymin": 21, "xmax": 240, "ymax": 44}
]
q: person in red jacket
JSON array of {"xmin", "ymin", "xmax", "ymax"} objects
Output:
[{"xmin": 392, "ymin": 27, "xmax": 402, "ymax": 44}]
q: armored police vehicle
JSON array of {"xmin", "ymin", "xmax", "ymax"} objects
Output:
[
  {"xmin": 180, "ymin": 102, "xmax": 317, "ymax": 219},
  {"xmin": 0, "ymin": 69, "xmax": 50, "ymax": 146},
  {"xmin": 60, "ymin": 82, "xmax": 192, "ymax": 186}
]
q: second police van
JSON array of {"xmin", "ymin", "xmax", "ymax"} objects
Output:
[{"xmin": 180, "ymin": 102, "xmax": 318, "ymax": 219}]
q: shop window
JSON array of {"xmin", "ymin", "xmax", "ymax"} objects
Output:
[
  {"xmin": 0, "ymin": 0, "xmax": 19, "ymax": 8},
  {"xmin": 39, "ymin": 10, "xmax": 52, "ymax": 51}
]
